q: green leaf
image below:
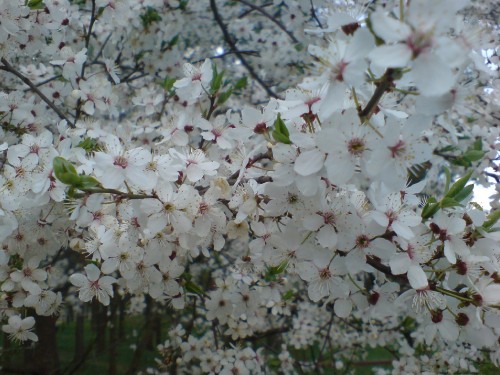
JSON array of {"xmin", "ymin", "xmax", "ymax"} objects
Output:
[
  {"xmin": 274, "ymin": 113, "xmax": 289, "ymax": 137},
  {"xmin": 268, "ymin": 261, "xmax": 288, "ymax": 276},
  {"xmin": 294, "ymin": 43, "xmax": 304, "ymax": 52},
  {"xmin": 162, "ymin": 34, "xmax": 179, "ymax": 51},
  {"xmin": 426, "ymin": 196, "xmax": 438, "ymax": 204},
  {"xmin": 272, "ymin": 130, "xmax": 291, "ymax": 144},
  {"xmin": 271, "ymin": 114, "xmax": 291, "ymax": 144},
  {"xmin": 453, "ymin": 184, "xmax": 474, "ymax": 203},
  {"xmin": 450, "ymin": 157, "xmax": 471, "ymax": 167},
  {"xmin": 472, "ymin": 138, "xmax": 483, "ymax": 151},
  {"xmin": 445, "ymin": 171, "xmax": 473, "ymax": 199},
  {"xmin": 234, "ymin": 76, "xmax": 247, "ymax": 90},
  {"xmin": 439, "ymin": 197, "xmax": 461, "ymax": 209},
  {"xmin": 443, "ymin": 167, "xmax": 451, "ymax": 194},
  {"xmin": 76, "ymin": 175, "xmax": 101, "ymax": 189},
  {"xmin": 438, "ymin": 145, "xmax": 458, "ymax": 153},
  {"xmin": 77, "ymin": 138, "xmax": 99, "ymax": 153},
  {"xmin": 210, "ymin": 65, "xmax": 224, "ymax": 94},
  {"xmin": 162, "ymin": 76, "xmax": 177, "ymax": 92},
  {"xmin": 421, "ymin": 202, "xmax": 440, "ymax": 219},
  {"xmin": 53, "ymin": 157, "xmax": 79, "ymax": 185},
  {"xmin": 184, "ymin": 279, "xmax": 205, "ymax": 297},
  {"xmin": 282, "ymin": 290, "xmax": 295, "ymax": 301},
  {"xmin": 482, "ymin": 210, "xmax": 500, "ymax": 230},
  {"xmin": 216, "ymin": 89, "xmax": 232, "ymax": 105},
  {"xmin": 463, "ymin": 149, "xmax": 486, "ymax": 162},
  {"xmin": 26, "ymin": 0, "xmax": 45, "ymax": 9},
  {"xmin": 140, "ymin": 7, "xmax": 162, "ymax": 29}
]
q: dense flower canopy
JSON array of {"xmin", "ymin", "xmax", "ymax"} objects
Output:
[{"xmin": 0, "ymin": 0, "xmax": 499, "ymax": 373}]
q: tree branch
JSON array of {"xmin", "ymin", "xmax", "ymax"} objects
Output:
[
  {"xmin": 0, "ymin": 58, "xmax": 75, "ymax": 128},
  {"xmin": 238, "ymin": 1, "xmax": 273, "ymax": 19},
  {"xmin": 310, "ymin": 0, "xmax": 324, "ymax": 29},
  {"xmin": 210, "ymin": 0, "xmax": 281, "ymax": 99},
  {"xmin": 359, "ymin": 68, "xmax": 396, "ymax": 121},
  {"xmin": 237, "ymin": 0, "xmax": 299, "ymax": 44},
  {"xmin": 75, "ymin": 0, "xmax": 97, "ymax": 122}
]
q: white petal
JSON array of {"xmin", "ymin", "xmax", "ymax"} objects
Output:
[
  {"xmin": 127, "ymin": 147, "xmax": 150, "ymax": 165},
  {"xmin": 84, "ymin": 264, "xmax": 101, "ymax": 282},
  {"xmin": 334, "ymin": 298, "xmax": 352, "ymax": 318},
  {"xmin": 412, "ymin": 54, "xmax": 455, "ymax": 96},
  {"xmin": 389, "ymin": 253, "xmax": 411, "ymax": 275},
  {"xmin": 392, "ymin": 221, "xmax": 415, "ymax": 239},
  {"xmin": 444, "ymin": 241, "xmax": 457, "ymax": 264},
  {"xmin": 69, "ymin": 273, "xmax": 87, "ymax": 287},
  {"xmin": 294, "ymin": 149, "xmax": 325, "ymax": 176},
  {"xmin": 407, "ymin": 264, "xmax": 428, "ymax": 290},
  {"xmin": 302, "ymin": 215, "xmax": 324, "ymax": 231},
  {"xmin": 371, "ymin": 11, "xmax": 411, "ymax": 42},
  {"xmin": 369, "ymin": 45, "xmax": 412, "ymax": 68},
  {"xmin": 438, "ymin": 320, "xmax": 459, "ymax": 342},
  {"xmin": 316, "ymin": 226, "xmax": 338, "ymax": 248},
  {"xmin": 186, "ymin": 165, "xmax": 204, "ymax": 182}
]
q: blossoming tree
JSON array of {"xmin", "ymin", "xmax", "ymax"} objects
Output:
[{"xmin": 0, "ymin": 0, "xmax": 499, "ymax": 373}]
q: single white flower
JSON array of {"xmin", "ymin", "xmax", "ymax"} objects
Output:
[
  {"xmin": 69, "ymin": 264, "xmax": 116, "ymax": 306},
  {"xmin": 2, "ymin": 315, "xmax": 38, "ymax": 343}
]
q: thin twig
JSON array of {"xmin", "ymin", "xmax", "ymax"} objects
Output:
[
  {"xmin": 191, "ymin": 49, "xmax": 261, "ymax": 64},
  {"xmin": 75, "ymin": 0, "xmax": 97, "ymax": 122},
  {"xmin": 32, "ymin": 74, "xmax": 63, "ymax": 89},
  {"xmin": 81, "ymin": 0, "xmax": 97, "ymax": 79},
  {"xmin": 210, "ymin": 0, "xmax": 280, "ymax": 99},
  {"xmin": 359, "ymin": 68, "xmax": 395, "ymax": 121},
  {"xmin": 237, "ymin": 0, "xmax": 299, "ymax": 43},
  {"xmin": 238, "ymin": 1, "xmax": 273, "ymax": 18},
  {"xmin": 0, "ymin": 58, "xmax": 75, "ymax": 128},
  {"xmin": 92, "ymin": 32, "xmax": 113, "ymax": 64},
  {"xmin": 310, "ymin": 0, "xmax": 324, "ymax": 29}
]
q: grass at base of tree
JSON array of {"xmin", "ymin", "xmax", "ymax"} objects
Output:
[
  {"xmin": 58, "ymin": 316, "xmax": 158, "ymax": 374},
  {"xmin": 1, "ymin": 315, "xmax": 158, "ymax": 375}
]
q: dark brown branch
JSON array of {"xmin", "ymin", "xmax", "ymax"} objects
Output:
[
  {"xmin": 485, "ymin": 172, "xmax": 500, "ymax": 183},
  {"xmin": 210, "ymin": 0, "xmax": 281, "ymax": 99},
  {"xmin": 237, "ymin": 0, "xmax": 299, "ymax": 43},
  {"xmin": 238, "ymin": 1, "xmax": 273, "ymax": 18},
  {"xmin": 359, "ymin": 68, "xmax": 396, "ymax": 121},
  {"xmin": 75, "ymin": 0, "xmax": 97, "ymax": 122},
  {"xmin": 352, "ymin": 360, "xmax": 393, "ymax": 367},
  {"xmin": 81, "ymin": 0, "xmax": 97, "ymax": 78},
  {"xmin": 246, "ymin": 326, "xmax": 290, "ymax": 342},
  {"xmin": 191, "ymin": 49, "xmax": 261, "ymax": 64},
  {"xmin": 0, "ymin": 58, "xmax": 75, "ymax": 128},
  {"xmin": 366, "ymin": 255, "xmax": 408, "ymax": 284},
  {"xmin": 310, "ymin": 0, "xmax": 324, "ymax": 29},
  {"xmin": 31, "ymin": 74, "xmax": 62, "ymax": 89}
]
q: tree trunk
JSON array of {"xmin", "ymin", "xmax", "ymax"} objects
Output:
[
  {"xmin": 74, "ymin": 312, "xmax": 85, "ymax": 363},
  {"xmin": 108, "ymin": 295, "xmax": 118, "ymax": 375},
  {"xmin": 94, "ymin": 300, "xmax": 107, "ymax": 354},
  {"xmin": 30, "ymin": 314, "xmax": 61, "ymax": 375},
  {"xmin": 126, "ymin": 296, "xmax": 153, "ymax": 375},
  {"xmin": 118, "ymin": 297, "xmax": 126, "ymax": 339}
]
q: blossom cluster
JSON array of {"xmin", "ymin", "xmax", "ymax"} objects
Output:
[{"xmin": 0, "ymin": 0, "xmax": 499, "ymax": 373}]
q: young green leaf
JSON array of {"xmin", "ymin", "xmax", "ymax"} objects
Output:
[
  {"xmin": 421, "ymin": 202, "xmax": 440, "ymax": 219},
  {"xmin": 217, "ymin": 89, "xmax": 233, "ymax": 105},
  {"xmin": 453, "ymin": 184, "xmax": 474, "ymax": 203},
  {"xmin": 482, "ymin": 210, "xmax": 500, "ymax": 230},
  {"xmin": 445, "ymin": 171, "xmax": 473, "ymax": 199},
  {"xmin": 234, "ymin": 76, "xmax": 247, "ymax": 90},
  {"xmin": 463, "ymin": 150, "xmax": 486, "ymax": 162},
  {"xmin": 53, "ymin": 157, "xmax": 79, "ymax": 185},
  {"xmin": 210, "ymin": 65, "xmax": 224, "ymax": 94}
]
